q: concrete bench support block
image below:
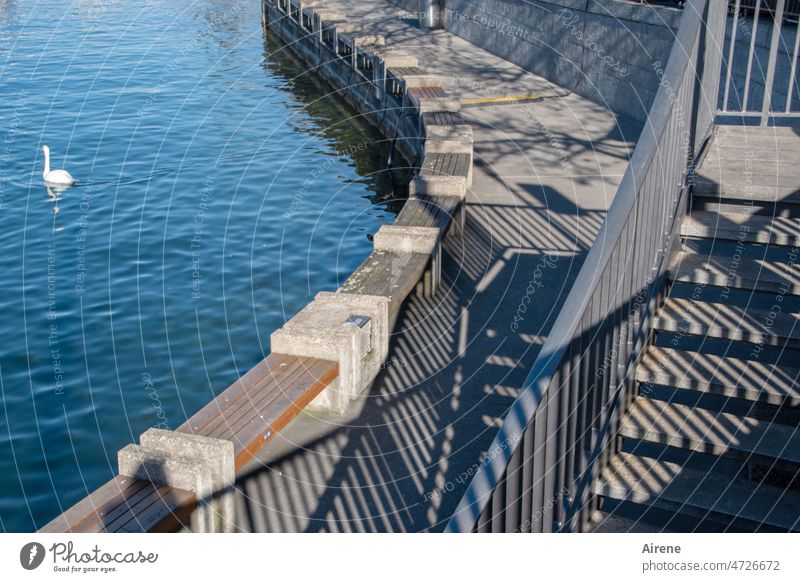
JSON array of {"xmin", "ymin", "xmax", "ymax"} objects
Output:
[
  {"xmin": 118, "ymin": 429, "xmax": 235, "ymax": 532},
  {"xmin": 352, "ymin": 34, "xmax": 386, "ymax": 48},
  {"xmin": 376, "ymin": 50, "xmax": 418, "ymax": 68},
  {"xmin": 410, "ymin": 175, "xmax": 467, "ymax": 200},
  {"xmin": 270, "ymin": 292, "xmax": 390, "ymax": 413},
  {"xmin": 401, "ymin": 74, "xmax": 449, "ymax": 89},
  {"xmin": 426, "ymin": 124, "xmax": 473, "ymax": 145},
  {"xmin": 333, "ymin": 23, "xmax": 364, "ymax": 38},
  {"xmin": 373, "ymin": 225, "xmax": 440, "ymax": 255},
  {"xmin": 300, "ymin": 1, "xmax": 326, "ymax": 10},
  {"xmin": 314, "ymin": 8, "xmax": 345, "ymax": 20}
]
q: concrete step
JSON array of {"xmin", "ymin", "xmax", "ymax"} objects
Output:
[
  {"xmin": 714, "ymin": 125, "xmax": 800, "ymax": 138},
  {"xmin": 636, "ymin": 346, "xmax": 800, "ymax": 406},
  {"xmin": 710, "ymin": 128, "xmax": 800, "ymax": 155},
  {"xmin": 691, "ymin": 199, "xmax": 800, "ymax": 219},
  {"xmin": 619, "ymin": 397, "xmax": 800, "ymax": 467},
  {"xmin": 703, "ymin": 148, "xmax": 800, "ymax": 163},
  {"xmin": 595, "ymin": 452, "xmax": 800, "ymax": 532},
  {"xmin": 668, "ymin": 250, "xmax": 800, "ymax": 295},
  {"xmin": 654, "ymin": 297, "xmax": 800, "ymax": 347},
  {"xmin": 682, "ymin": 211, "xmax": 800, "ymax": 247}
]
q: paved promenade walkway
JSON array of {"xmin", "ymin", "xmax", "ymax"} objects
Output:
[{"xmin": 234, "ymin": 1, "xmax": 642, "ymax": 532}]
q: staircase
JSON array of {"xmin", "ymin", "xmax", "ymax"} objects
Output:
[{"xmin": 593, "ymin": 125, "xmax": 800, "ymax": 532}]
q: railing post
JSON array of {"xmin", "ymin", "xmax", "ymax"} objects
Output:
[
  {"xmin": 761, "ymin": 0, "xmax": 787, "ymax": 125},
  {"xmin": 722, "ymin": 0, "xmax": 742, "ymax": 112}
]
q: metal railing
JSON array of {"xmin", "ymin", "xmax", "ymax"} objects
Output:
[
  {"xmin": 721, "ymin": 0, "xmax": 800, "ymax": 123},
  {"xmin": 445, "ymin": 0, "xmax": 725, "ymax": 532}
]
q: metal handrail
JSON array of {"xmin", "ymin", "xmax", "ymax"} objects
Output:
[{"xmin": 446, "ymin": 0, "xmax": 726, "ymax": 533}]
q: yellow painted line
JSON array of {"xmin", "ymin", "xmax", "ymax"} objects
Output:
[{"xmin": 460, "ymin": 94, "xmax": 541, "ymax": 106}]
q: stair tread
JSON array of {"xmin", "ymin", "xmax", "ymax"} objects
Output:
[
  {"xmin": 710, "ymin": 128, "xmax": 800, "ymax": 154},
  {"xmin": 698, "ymin": 156, "xmax": 800, "ymax": 172},
  {"xmin": 636, "ymin": 346, "xmax": 800, "ymax": 405},
  {"xmin": 692, "ymin": 176, "xmax": 800, "ymax": 202},
  {"xmin": 620, "ymin": 397, "xmax": 800, "ymax": 464},
  {"xmin": 682, "ymin": 211, "xmax": 800, "ymax": 245},
  {"xmin": 655, "ymin": 297, "xmax": 800, "ymax": 344},
  {"xmin": 696, "ymin": 168, "xmax": 800, "ymax": 189},
  {"xmin": 713, "ymin": 126, "xmax": 800, "ymax": 144},
  {"xmin": 596, "ymin": 452, "xmax": 800, "ymax": 531},
  {"xmin": 703, "ymin": 149, "xmax": 800, "ymax": 163},
  {"xmin": 668, "ymin": 251, "xmax": 800, "ymax": 294}
]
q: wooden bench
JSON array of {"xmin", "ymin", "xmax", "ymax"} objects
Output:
[
  {"xmin": 177, "ymin": 354, "xmax": 338, "ymax": 472},
  {"xmin": 407, "ymin": 86, "xmax": 448, "ymax": 120},
  {"xmin": 340, "ymin": 193, "xmax": 461, "ymax": 321},
  {"xmin": 40, "ymin": 354, "xmax": 338, "ymax": 532}
]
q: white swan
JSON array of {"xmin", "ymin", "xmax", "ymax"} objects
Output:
[{"xmin": 42, "ymin": 145, "xmax": 75, "ymax": 186}]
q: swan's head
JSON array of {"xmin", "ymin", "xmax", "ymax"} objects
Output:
[{"xmin": 42, "ymin": 145, "xmax": 50, "ymax": 156}]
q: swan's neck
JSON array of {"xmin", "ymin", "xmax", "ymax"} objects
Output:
[{"xmin": 43, "ymin": 149, "xmax": 51, "ymax": 177}]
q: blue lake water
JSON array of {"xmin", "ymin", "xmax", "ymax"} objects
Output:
[{"xmin": 0, "ymin": 0, "xmax": 398, "ymax": 531}]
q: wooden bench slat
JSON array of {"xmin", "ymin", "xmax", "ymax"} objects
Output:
[
  {"xmin": 409, "ymin": 199, "xmax": 429, "ymax": 226},
  {"xmin": 424, "ymin": 110, "xmax": 464, "ymax": 128},
  {"xmin": 456, "ymin": 154, "xmax": 468, "ymax": 177},
  {"xmin": 74, "ymin": 481, "xmax": 160, "ymax": 533},
  {"xmin": 179, "ymin": 352, "xmax": 338, "ymax": 470},
  {"xmin": 99, "ymin": 483, "xmax": 182, "ymax": 533},
  {"xmin": 395, "ymin": 199, "xmax": 427, "ymax": 227},
  {"xmin": 417, "ymin": 199, "xmax": 442, "ymax": 229},
  {"xmin": 178, "ymin": 353, "xmax": 298, "ymax": 435},
  {"xmin": 40, "ymin": 476, "xmax": 195, "ymax": 533},
  {"xmin": 444, "ymin": 152, "xmax": 455, "ymax": 175},
  {"xmin": 396, "ymin": 195, "xmax": 459, "ymax": 231},
  {"xmin": 352, "ymin": 252, "xmax": 394, "ymax": 296}
]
